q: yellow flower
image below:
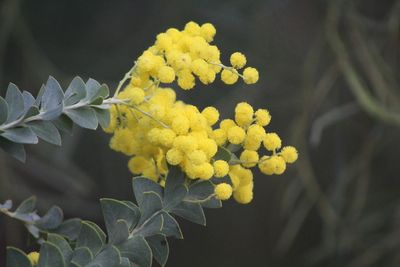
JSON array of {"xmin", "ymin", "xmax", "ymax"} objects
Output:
[
  {"xmin": 230, "ymin": 52, "xmax": 246, "ymax": 69},
  {"xmin": 235, "ymin": 102, "xmax": 254, "ymax": 128},
  {"xmin": 188, "ymin": 150, "xmax": 207, "ymax": 165},
  {"xmin": 227, "ymin": 126, "xmax": 246, "ymax": 144},
  {"xmin": 213, "ymin": 160, "xmax": 229, "ymax": 177},
  {"xmin": 255, "ymin": 109, "xmax": 271, "ymax": 126},
  {"xmin": 240, "ymin": 150, "xmax": 259, "ymax": 167},
  {"xmin": 215, "ymin": 183, "xmax": 233, "ymax": 200},
  {"xmin": 263, "ymin": 133, "xmax": 282, "ymax": 151},
  {"xmin": 166, "ymin": 148, "xmax": 184, "ymax": 165},
  {"xmin": 221, "ymin": 69, "xmax": 239, "ymax": 84},
  {"xmin": 243, "ymin": 67, "xmax": 259, "ymax": 84},
  {"xmin": 280, "ymin": 146, "xmax": 298, "ymax": 163},
  {"xmin": 157, "ymin": 66, "xmax": 176, "ymax": 83},
  {"xmin": 200, "ymin": 23, "xmax": 216, "ymax": 42},
  {"xmin": 27, "ymin": 252, "xmax": 40, "ymax": 266},
  {"xmin": 211, "ymin": 129, "xmax": 227, "ymax": 146},
  {"xmin": 233, "ymin": 182, "xmax": 253, "ymax": 204},
  {"xmin": 201, "ymin": 106, "xmax": 219, "ymax": 126}
]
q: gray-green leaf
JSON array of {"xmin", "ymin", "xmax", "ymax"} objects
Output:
[
  {"xmin": 64, "ymin": 107, "xmax": 98, "ymax": 130},
  {"xmin": 1, "ymin": 127, "xmax": 38, "ymax": 144},
  {"xmin": 28, "ymin": 121, "xmax": 61, "ymax": 146}
]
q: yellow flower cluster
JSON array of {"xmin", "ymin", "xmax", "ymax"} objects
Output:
[
  {"xmin": 27, "ymin": 252, "xmax": 40, "ymax": 266},
  {"xmin": 105, "ymin": 22, "xmax": 297, "ymax": 204}
]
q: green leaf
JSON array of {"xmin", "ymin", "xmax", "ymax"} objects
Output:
[
  {"xmin": 64, "ymin": 77, "xmax": 86, "ymax": 106},
  {"xmin": 0, "ymin": 137, "xmax": 26, "ymax": 162},
  {"xmin": 171, "ymin": 202, "xmax": 206, "ymax": 225},
  {"xmin": 15, "ymin": 196, "xmax": 36, "ymax": 214},
  {"xmin": 84, "ymin": 79, "xmax": 109, "ymax": 104},
  {"xmin": 164, "ymin": 166, "xmax": 187, "ymax": 210},
  {"xmin": 138, "ymin": 191, "xmax": 163, "ymax": 224},
  {"xmin": 201, "ymin": 197, "xmax": 222, "ymax": 209},
  {"xmin": 86, "ymin": 245, "xmax": 121, "ymax": 267},
  {"xmin": 109, "ymin": 219, "xmax": 130, "ymax": 245},
  {"xmin": 132, "ymin": 177, "xmax": 163, "ymax": 207},
  {"xmin": 185, "ymin": 180, "xmax": 215, "ymax": 202},
  {"xmin": 76, "ymin": 221, "xmax": 104, "ymax": 255},
  {"xmin": 51, "ymin": 218, "xmax": 82, "ymax": 241},
  {"xmin": 161, "ymin": 212, "xmax": 183, "ymax": 239},
  {"xmin": 117, "ymin": 236, "xmax": 152, "ymax": 267},
  {"xmin": 100, "ymin": 198, "xmax": 140, "ymax": 239},
  {"xmin": 1, "ymin": 127, "xmax": 38, "ymax": 144},
  {"xmin": 84, "ymin": 221, "xmax": 106, "ymax": 244},
  {"xmin": 0, "ymin": 96, "xmax": 9, "ymax": 125},
  {"xmin": 146, "ymin": 235, "xmax": 169, "ymax": 267},
  {"xmin": 34, "ymin": 84, "xmax": 45, "ymax": 107},
  {"xmin": 22, "ymin": 91, "xmax": 36, "ymax": 115},
  {"xmin": 40, "ymin": 77, "xmax": 64, "ymax": 120},
  {"xmin": 119, "ymin": 257, "xmax": 131, "ymax": 267},
  {"xmin": 5, "ymin": 83, "xmax": 24, "ymax": 123},
  {"xmin": 53, "ymin": 115, "xmax": 73, "ymax": 134},
  {"xmin": 64, "ymin": 107, "xmax": 98, "ymax": 130},
  {"xmin": 27, "ymin": 121, "xmax": 61, "ymax": 146},
  {"xmin": 135, "ymin": 213, "xmax": 163, "ymax": 237},
  {"xmin": 37, "ymin": 242, "xmax": 65, "ymax": 267},
  {"xmin": 0, "ymin": 199, "xmax": 12, "ymax": 210},
  {"xmin": 47, "ymin": 233, "xmax": 73, "ymax": 264},
  {"xmin": 6, "ymin": 247, "xmax": 32, "ymax": 267},
  {"xmin": 70, "ymin": 247, "xmax": 93, "ymax": 266},
  {"xmin": 94, "ymin": 108, "xmax": 110, "ymax": 129},
  {"xmin": 35, "ymin": 206, "xmax": 63, "ymax": 230},
  {"xmin": 214, "ymin": 146, "xmax": 232, "ymax": 161}
]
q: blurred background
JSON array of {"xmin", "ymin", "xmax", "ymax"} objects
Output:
[{"xmin": 1, "ymin": 0, "xmax": 400, "ymax": 266}]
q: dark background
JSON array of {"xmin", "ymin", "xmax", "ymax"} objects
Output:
[{"xmin": 1, "ymin": 0, "xmax": 400, "ymax": 266}]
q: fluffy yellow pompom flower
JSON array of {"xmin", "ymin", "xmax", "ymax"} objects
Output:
[
  {"xmin": 201, "ymin": 106, "xmax": 219, "ymax": 126},
  {"xmin": 243, "ymin": 67, "xmax": 259, "ymax": 84},
  {"xmin": 215, "ymin": 183, "xmax": 233, "ymax": 200},
  {"xmin": 220, "ymin": 119, "xmax": 236, "ymax": 133},
  {"xmin": 230, "ymin": 52, "xmax": 247, "ymax": 69},
  {"xmin": 128, "ymin": 156, "xmax": 151, "ymax": 174},
  {"xmin": 280, "ymin": 146, "xmax": 298, "ymax": 163},
  {"xmin": 227, "ymin": 126, "xmax": 246, "ymax": 144},
  {"xmin": 200, "ymin": 23, "xmax": 216, "ymax": 42},
  {"xmin": 246, "ymin": 124, "xmax": 266, "ymax": 143},
  {"xmin": 173, "ymin": 135, "xmax": 198, "ymax": 152},
  {"xmin": 172, "ymin": 116, "xmax": 190, "ymax": 135},
  {"xmin": 28, "ymin": 252, "xmax": 40, "ymax": 266},
  {"xmin": 118, "ymin": 86, "xmax": 145, "ymax": 105},
  {"xmin": 188, "ymin": 150, "xmax": 207, "ymax": 165},
  {"xmin": 258, "ymin": 155, "xmax": 286, "ymax": 175},
  {"xmin": 233, "ymin": 182, "xmax": 253, "ymax": 204},
  {"xmin": 158, "ymin": 66, "xmax": 176, "ymax": 83},
  {"xmin": 212, "ymin": 129, "xmax": 227, "ymax": 146},
  {"xmin": 235, "ymin": 102, "xmax": 254, "ymax": 128},
  {"xmin": 263, "ymin": 132, "xmax": 282, "ymax": 151},
  {"xmin": 255, "ymin": 109, "xmax": 271, "ymax": 126},
  {"xmin": 240, "ymin": 150, "xmax": 259, "ymax": 167},
  {"xmin": 158, "ymin": 128, "xmax": 176, "ymax": 147},
  {"xmin": 213, "ymin": 160, "xmax": 229, "ymax": 177},
  {"xmin": 221, "ymin": 69, "xmax": 239, "ymax": 84},
  {"xmin": 110, "ymin": 128, "xmax": 137, "ymax": 156},
  {"xmin": 166, "ymin": 148, "xmax": 184, "ymax": 165}
]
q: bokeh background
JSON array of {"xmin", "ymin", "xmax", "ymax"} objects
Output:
[{"xmin": 1, "ymin": 0, "xmax": 400, "ymax": 266}]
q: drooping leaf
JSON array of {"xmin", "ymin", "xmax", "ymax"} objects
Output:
[
  {"xmin": 185, "ymin": 180, "xmax": 215, "ymax": 202},
  {"xmin": 0, "ymin": 96, "xmax": 9, "ymax": 125},
  {"xmin": 35, "ymin": 206, "xmax": 63, "ymax": 230},
  {"xmin": 0, "ymin": 199, "xmax": 12, "ymax": 210},
  {"xmin": 5, "ymin": 83, "xmax": 24, "ymax": 123},
  {"xmin": 171, "ymin": 201, "xmax": 206, "ymax": 225},
  {"xmin": 0, "ymin": 137, "xmax": 26, "ymax": 162},
  {"xmin": 37, "ymin": 242, "xmax": 65, "ymax": 267},
  {"xmin": 94, "ymin": 108, "xmax": 110, "ymax": 129},
  {"xmin": 6, "ymin": 247, "xmax": 32, "ymax": 267},
  {"xmin": 52, "ymin": 115, "xmax": 73, "ymax": 134},
  {"xmin": 76, "ymin": 221, "xmax": 104, "ymax": 255},
  {"xmin": 119, "ymin": 257, "xmax": 132, "ymax": 267},
  {"xmin": 132, "ymin": 177, "xmax": 163, "ymax": 207},
  {"xmin": 28, "ymin": 121, "xmax": 61, "ymax": 146},
  {"xmin": 201, "ymin": 197, "xmax": 222, "ymax": 209},
  {"xmin": 134, "ymin": 213, "xmax": 163, "ymax": 237},
  {"xmin": 146, "ymin": 235, "xmax": 169, "ymax": 267},
  {"xmin": 1, "ymin": 127, "xmax": 38, "ymax": 144},
  {"xmin": 84, "ymin": 221, "xmax": 106, "ymax": 244},
  {"xmin": 64, "ymin": 107, "xmax": 98, "ymax": 130},
  {"xmin": 117, "ymin": 235, "xmax": 152, "ymax": 267}
]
